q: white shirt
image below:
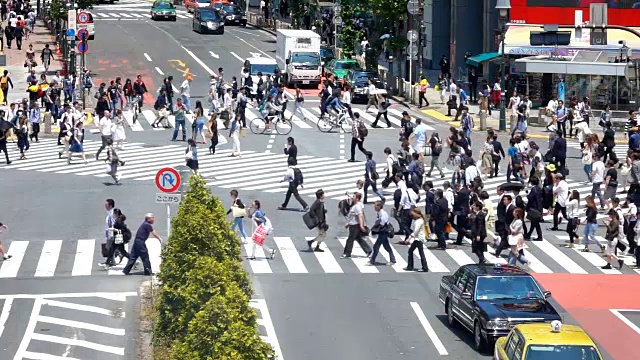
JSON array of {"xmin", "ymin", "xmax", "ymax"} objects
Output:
[
  {"xmin": 53, "ymin": 75, "xmax": 62, "ymax": 85},
  {"xmin": 553, "ymin": 180, "xmax": 570, "ymax": 207},
  {"xmin": 180, "ymin": 80, "xmax": 190, "ymax": 97},
  {"xmin": 98, "ymin": 117, "xmax": 112, "ymax": 136},
  {"xmin": 9, "ymin": 17, "xmax": 17, "ymax": 27},
  {"xmin": 465, "ymin": 165, "xmax": 480, "ymax": 184},
  {"xmin": 510, "ymin": 96, "xmax": 520, "ymax": 115},
  {"xmin": 342, "ymin": 91, "xmax": 351, "ymax": 105},
  {"xmin": 444, "ymin": 188, "xmax": 455, "ymax": 210},
  {"xmin": 591, "ymin": 161, "xmax": 605, "ymax": 183},
  {"xmin": 400, "ymin": 188, "xmax": 418, "ymax": 210},
  {"xmin": 628, "ymin": 203, "xmax": 638, "ymax": 222},
  {"xmin": 410, "ymin": 217, "xmax": 426, "ymax": 242},
  {"xmin": 224, "ymin": 92, "xmax": 233, "ymax": 108},
  {"xmin": 367, "ymin": 84, "xmax": 376, "ymax": 95},
  {"xmin": 448, "ymin": 82, "xmax": 457, "ymax": 95},
  {"xmin": 566, "ymin": 199, "xmax": 580, "ymax": 218}
]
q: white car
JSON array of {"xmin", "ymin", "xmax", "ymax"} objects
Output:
[{"xmin": 242, "ymin": 56, "xmax": 280, "ymax": 96}]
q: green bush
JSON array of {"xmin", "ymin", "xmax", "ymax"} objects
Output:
[{"xmin": 153, "ymin": 175, "xmax": 273, "ymax": 359}]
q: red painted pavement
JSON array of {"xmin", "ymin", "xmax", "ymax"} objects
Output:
[
  {"xmin": 91, "ymin": 58, "xmax": 157, "ymax": 106},
  {"xmin": 535, "ymin": 274, "xmax": 640, "ymax": 360}
]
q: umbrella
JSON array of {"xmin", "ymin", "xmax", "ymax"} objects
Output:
[
  {"xmin": 370, "ymin": 88, "xmax": 387, "ymax": 95},
  {"xmin": 379, "ymin": 34, "xmax": 391, "ymax": 40},
  {"xmin": 0, "ymin": 120, "xmax": 14, "ymax": 131},
  {"xmin": 498, "ymin": 182, "xmax": 525, "ymax": 192}
]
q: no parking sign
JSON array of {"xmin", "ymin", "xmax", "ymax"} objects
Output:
[{"xmin": 78, "ymin": 11, "xmax": 90, "ymax": 24}]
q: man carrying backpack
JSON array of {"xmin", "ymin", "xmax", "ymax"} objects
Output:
[
  {"xmin": 348, "ymin": 112, "xmax": 368, "ymax": 162},
  {"xmin": 278, "ymin": 157, "xmax": 309, "ymax": 211}
]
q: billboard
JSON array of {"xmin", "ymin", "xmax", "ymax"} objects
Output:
[{"xmin": 527, "ymin": 0, "xmax": 640, "ymax": 7}]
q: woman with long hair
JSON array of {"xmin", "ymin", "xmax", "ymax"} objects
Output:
[
  {"xmin": 566, "ymin": 190, "xmax": 580, "ymax": 247},
  {"xmin": 207, "ymin": 113, "xmax": 219, "ymax": 155},
  {"xmin": 404, "ymin": 208, "xmax": 428, "ymax": 272},
  {"xmin": 508, "ymin": 208, "xmax": 530, "ymax": 266},
  {"xmin": 193, "ymin": 100, "xmax": 206, "ymax": 144},
  {"xmin": 581, "ymin": 195, "xmax": 599, "ymax": 252}
]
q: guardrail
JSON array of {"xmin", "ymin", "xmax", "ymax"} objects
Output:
[{"xmin": 246, "ymin": 12, "xmax": 291, "ymax": 32}]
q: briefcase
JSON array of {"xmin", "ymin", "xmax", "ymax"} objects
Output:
[{"xmin": 302, "ymin": 211, "xmax": 317, "ymax": 230}]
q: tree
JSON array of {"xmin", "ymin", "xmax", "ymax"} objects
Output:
[
  {"xmin": 49, "ymin": 0, "xmax": 67, "ymax": 21},
  {"xmin": 157, "ymin": 175, "xmax": 243, "ymax": 287},
  {"xmin": 337, "ymin": 0, "xmax": 365, "ymax": 57}
]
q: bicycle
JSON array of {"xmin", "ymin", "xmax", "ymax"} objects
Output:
[
  {"xmin": 250, "ymin": 112, "xmax": 292, "ymax": 135},
  {"xmin": 128, "ymin": 94, "xmax": 142, "ymax": 123},
  {"xmin": 317, "ymin": 107, "xmax": 351, "ymax": 133}
]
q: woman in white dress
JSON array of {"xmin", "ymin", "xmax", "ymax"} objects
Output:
[{"xmin": 112, "ymin": 109, "xmax": 126, "ymax": 149}]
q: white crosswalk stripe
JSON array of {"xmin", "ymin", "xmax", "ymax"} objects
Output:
[
  {"xmin": 91, "ymin": 11, "xmax": 192, "ymax": 19},
  {"xmin": 0, "ymin": 238, "xmax": 159, "ymax": 278}
]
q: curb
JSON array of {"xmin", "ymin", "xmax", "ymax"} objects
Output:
[{"xmin": 247, "ymin": 22, "xmax": 276, "ymax": 36}]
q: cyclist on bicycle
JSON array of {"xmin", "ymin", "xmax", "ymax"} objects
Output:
[
  {"xmin": 133, "ymin": 75, "xmax": 148, "ymax": 113},
  {"xmin": 261, "ymin": 95, "xmax": 282, "ymax": 131}
]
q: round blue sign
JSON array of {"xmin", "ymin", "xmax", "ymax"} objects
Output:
[
  {"xmin": 66, "ymin": 28, "xmax": 76, "ymax": 37},
  {"xmin": 77, "ymin": 42, "xmax": 89, "ymax": 53}
]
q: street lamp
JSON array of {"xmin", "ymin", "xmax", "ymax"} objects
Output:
[{"xmin": 496, "ymin": 0, "xmax": 510, "ymax": 132}]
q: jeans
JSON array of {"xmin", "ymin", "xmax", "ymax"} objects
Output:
[
  {"xmin": 231, "ymin": 217, "xmax": 247, "ymax": 240},
  {"xmin": 370, "ymin": 232, "xmax": 395, "ymax": 263},
  {"xmin": 407, "ymin": 240, "xmax": 428, "ymax": 270},
  {"xmin": 435, "ymin": 221, "xmax": 447, "ymax": 249},
  {"xmin": 583, "ymin": 164, "xmax": 592, "ymax": 182},
  {"xmin": 508, "ymin": 248, "xmax": 528, "ymax": 265},
  {"xmin": 182, "ymin": 95, "xmax": 191, "ymax": 112},
  {"xmin": 583, "ymin": 222, "xmax": 598, "ymax": 247},
  {"xmin": 591, "ymin": 182, "xmax": 605, "ymax": 207},
  {"xmin": 172, "ymin": 119, "xmax": 187, "ymax": 141},
  {"xmin": 111, "ymin": 100, "xmax": 118, "ymax": 117},
  {"xmin": 363, "ymin": 178, "xmax": 384, "ymax": 203},
  {"xmin": 122, "ymin": 240, "xmax": 152, "ymax": 275}
]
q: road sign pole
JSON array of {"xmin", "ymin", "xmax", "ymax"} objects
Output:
[{"xmin": 166, "ymin": 203, "xmax": 171, "ymax": 238}]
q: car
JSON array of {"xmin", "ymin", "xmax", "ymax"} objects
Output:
[
  {"xmin": 185, "ymin": 0, "xmax": 212, "ymax": 13},
  {"xmin": 494, "ymin": 322, "xmax": 604, "ymax": 360},
  {"xmin": 243, "ymin": 56, "xmax": 279, "ymax": 96},
  {"xmin": 438, "ymin": 264, "xmax": 561, "ymax": 352},
  {"xmin": 150, "ymin": 0, "xmax": 177, "ymax": 21},
  {"xmin": 344, "ymin": 70, "xmax": 384, "ymax": 103},
  {"xmin": 324, "ymin": 58, "xmax": 360, "ymax": 80},
  {"xmin": 218, "ymin": 4, "xmax": 247, "ymax": 26},
  {"xmin": 192, "ymin": 7, "xmax": 225, "ymax": 34}
]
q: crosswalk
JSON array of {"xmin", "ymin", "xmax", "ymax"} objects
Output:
[
  {"xmin": 240, "ymin": 233, "xmax": 640, "ymax": 275},
  {"xmin": 87, "ymin": 106, "xmax": 424, "ymax": 133},
  {"xmin": 0, "ymin": 238, "xmax": 161, "ymax": 279},
  {"xmin": 93, "ymin": 11, "xmax": 193, "ymax": 20}
]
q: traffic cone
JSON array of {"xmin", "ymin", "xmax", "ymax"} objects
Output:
[{"xmin": 55, "ymin": 43, "xmax": 61, "ymax": 56}]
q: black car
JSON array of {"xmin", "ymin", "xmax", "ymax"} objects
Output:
[
  {"xmin": 344, "ymin": 70, "xmax": 383, "ymax": 103},
  {"xmin": 438, "ymin": 264, "xmax": 561, "ymax": 352},
  {"xmin": 320, "ymin": 47, "xmax": 335, "ymax": 65},
  {"xmin": 218, "ymin": 4, "xmax": 247, "ymax": 26},
  {"xmin": 192, "ymin": 8, "xmax": 225, "ymax": 34}
]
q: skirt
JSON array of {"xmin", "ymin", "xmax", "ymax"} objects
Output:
[
  {"xmin": 186, "ymin": 159, "xmax": 199, "ymax": 171},
  {"xmin": 113, "ymin": 126, "xmax": 126, "ymax": 141},
  {"xmin": 69, "ymin": 143, "xmax": 83, "ymax": 153},
  {"xmin": 481, "ymin": 153, "xmax": 492, "ymax": 168}
]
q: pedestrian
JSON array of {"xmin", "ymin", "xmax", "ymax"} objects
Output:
[
  {"xmin": 207, "ymin": 113, "xmax": 219, "ymax": 155},
  {"xmin": 13, "ymin": 20, "xmax": 23, "ymax": 50},
  {"xmin": 112, "ymin": 109, "xmax": 126, "ymax": 149},
  {"xmin": 99, "ymin": 199, "xmax": 116, "ymax": 267},
  {"xmin": 341, "ymin": 192, "xmax": 372, "ymax": 258},
  {"xmin": 133, "ymin": 75, "xmax": 147, "ymax": 112},
  {"xmin": 288, "ymin": 84, "xmax": 306, "ymax": 121},
  {"xmin": 68, "ymin": 120, "xmax": 88, "ymax": 164},
  {"xmin": 193, "ymin": 100, "xmax": 206, "ymax": 143},
  {"xmin": 404, "ymin": 208, "xmax": 428, "ymax": 272},
  {"xmin": 0, "ymin": 128, "xmax": 10, "ymax": 165},
  {"xmin": 590, "ymin": 155, "xmax": 606, "ymax": 209},
  {"xmin": 470, "ymin": 201, "xmax": 487, "ymax": 264},
  {"xmin": 371, "ymin": 94, "xmax": 391, "ymax": 128},
  {"xmin": 95, "ymin": 110, "xmax": 112, "ymax": 160},
  {"xmin": 27, "ymin": 100, "xmax": 39, "ymax": 142},
  {"xmin": 152, "ymin": 89, "xmax": 169, "ymax": 128},
  {"xmin": 426, "ymin": 133, "xmax": 445, "ymax": 178},
  {"xmin": 602, "ymin": 209, "xmax": 624, "ymax": 269},
  {"xmin": 101, "ymin": 208, "xmax": 131, "ymax": 267},
  {"xmin": 171, "ymin": 98, "xmax": 187, "ymax": 142},
  {"xmin": 180, "ymin": 75, "xmax": 192, "ymax": 112},
  {"xmin": 164, "ymin": 76, "xmax": 175, "ymax": 113},
  {"xmin": 369, "ymin": 200, "xmax": 395, "ymax": 265},
  {"xmin": 105, "ymin": 138, "xmax": 122, "ymax": 185},
  {"xmin": 229, "ymin": 115, "xmax": 241, "ymax": 157},
  {"xmin": 364, "ymin": 79, "xmax": 377, "ymax": 112},
  {"xmin": 185, "ymin": 138, "xmax": 199, "ymax": 175},
  {"xmin": 0, "ymin": 70, "xmax": 13, "ymax": 105},
  {"xmin": 16, "ymin": 116, "xmax": 28, "ymax": 159},
  {"xmin": 418, "ymin": 76, "xmax": 429, "ymax": 108},
  {"xmin": 507, "ymin": 208, "xmax": 529, "ymax": 266},
  {"xmin": 306, "ymin": 189, "xmax": 328, "ymax": 252},
  {"xmin": 565, "ymin": 190, "xmax": 580, "ymax": 247},
  {"xmin": 122, "ymin": 213, "xmax": 163, "ymax": 276},
  {"xmin": 284, "ymin": 136, "xmax": 297, "ymax": 165},
  {"xmin": 228, "ymin": 190, "xmax": 248, "ymax": 243},
  {"xmin": 248, "ymin": 201, "xmax": 276, "ymax": 260},
  {"xmin": 0, "ymin": 221, "xmax": 12, "ymax": 260},
  {"xmin": 363, "ymin": 151, "xmax": 385, "ymax": 204},
  {"xmin": 278, "ymin": 157, "xmax": 309, "ymax": 211},
  {"xmin": 604, "ymin": 160, "xmax": 619, "ymax": 209},
  {"xmin": 524, "ymin": 177, "xmax": 543, "ymax": 241},
  {"xmin": 348, "ymin": 112, "xmax": 367, "ymax": 162}
]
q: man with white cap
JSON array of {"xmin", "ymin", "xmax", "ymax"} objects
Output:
[{"xmin": 122, "ymin": 213, "xmax": 163, "ymax": 276}]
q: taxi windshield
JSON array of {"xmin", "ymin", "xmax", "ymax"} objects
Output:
[
  {"xmin": 475, "ymin": 276, "xmax": 543, "ymax": 300},
  {"xmin": 525, "ymin": 345, "xmax": 602, "ymax": 360},
  {"xmin": 335, "ymin": 61, "xmax": 358, "ymax": 70},
  {"xmin": 155, "ymin": 2, "xmax": 173, "ymax": 9}
]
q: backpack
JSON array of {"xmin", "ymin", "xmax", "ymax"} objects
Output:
[
  {"xmin": 122, "ymin": 224, "xmax": 132, "ymax": 243},
  {"xmin": 459, "ymin": 154, "xmax": 474, "ymax": 169},
  {"xmin": 513, "ymin": 151, "xmax": 524, "ymax": 165},
  {"xmin": 338, "ymin": 199, "xmax": 351, "ymax": 216},
  {"xmin": 293, "ymin": 167, "xmax": 303, "ymax": 186},
  {"xmin": 154, "ymin": 97, "xmax": 162, "ymax": 111},
  {"xmin": 433, "ymin": 137, "xmax": 443, "ymax": 154},
  {"xmin": 0, "ymin": 76, "xmax": 8, "ymax": 89},
  {"xmin": 357, "ymin": 122, "xmax": 368, "ymax": 137}
]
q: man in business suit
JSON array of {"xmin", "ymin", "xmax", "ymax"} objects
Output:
[
  {"xmin": 453, "ymin": 182, "xmax": 471, "ymax": 246},
  {"xmin": 306, "ymin": 189, "xmax": 327, "ymax": 252},
  {"xmin": 550, "ymin": 130, "xmax": 567, "ymax": 174},
  {"xmin": 494, "ymin": 194, "xmax": 515, "ymax": 258},
  {"xmin": 491, "ymin": 134, "xmax": 505, "ymax": 178}
]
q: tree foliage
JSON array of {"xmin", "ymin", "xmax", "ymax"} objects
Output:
[
  {"xmin": 48, "ymin": 0, "xmax": 96, "ymax": 20},
  {"xmin": 338, "ymin": 0, "xmax": 365, "ymax": 56},
  {"xmin": 153, "ymin": 175, "xmax": 273, "ymax": 359},
  {"xmin": 367, "ymin": 0, "xmax": 407, "ymax": 22}
]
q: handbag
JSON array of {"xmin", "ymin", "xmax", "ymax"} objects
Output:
[
  {"xmin": 252, "ymin": 224, "xmax": 267, "ymax": 246},
  {"xmin": 444, "ymin": 223, "xmax": 453, "ymax": 233},
  {"xmin": 185, "ymin": 147, "xmax": 193, "ymax": 160},
  {"xmin": 581, "ymin": 151, "xmax": 592, "ymax": 165},
  {"xmin": 105, "ymin": 163, "xmax": 112, "ymax": 173},
  {"xmin": 360, "ymin": 225, "xmax": 370, "ymax": 236},
  {"xmin": 508, "ymin": 234, "xmax": 519, "ymax": 246},
  {"xmin": 302, "ymin": 211, "xmax": 318, "ymax": 230},
  {"xmin": 231, "ymin": 205, "xmax": 246, "ymax": 218},
  {"xmin": 114, "ymin": 230, "xmax": 124, "ymax": 245}
]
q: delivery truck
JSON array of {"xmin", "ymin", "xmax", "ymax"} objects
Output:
[{"xmin": 275, "ymin": 29, "xmax": 322, "ymax": 88}]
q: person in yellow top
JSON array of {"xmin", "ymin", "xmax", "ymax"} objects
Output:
[{"xmin": 417, "ymin": 76, "xmax": 429, "ymax": 108}]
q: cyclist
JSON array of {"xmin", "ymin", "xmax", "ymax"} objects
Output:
[
  {"xmin": 261, "ymin": 95, "xmax": 282, "ymax": 131},
  {"xmin": 133, "ymin": 75, "xmax": 148, "ymax": 113}
]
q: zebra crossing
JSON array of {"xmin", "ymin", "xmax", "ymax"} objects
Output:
[
  {"xmin": 239, "ymin": 233, "xmax": 640, "ymax": 275},
  {"xmin": 92, "ymin": 11, "xmax": 192, "ymax": 20},
  {"xmin": 104, "ymin": 106, "xmax": 425, "ymax": 133},
  {"xmin": 0, "ymin": 237, "xmax": 161, "ymax": 279}
]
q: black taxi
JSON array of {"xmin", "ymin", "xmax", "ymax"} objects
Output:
[{"xmin": 438, "ymin": 264, "xmax": 561, "ymax": 352}]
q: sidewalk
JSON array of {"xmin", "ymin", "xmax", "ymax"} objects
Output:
[{"xmin": 245, "ymin": 8, "xmax": 292, "ymax": 35}]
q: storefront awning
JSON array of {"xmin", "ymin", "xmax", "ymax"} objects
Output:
[
  {"xmin": 500, "ymin": 25, "xmax": 640, "ymax": 56},
  {"xmin": 465, "ymin": 52, "xmax": 501, "ymax": 67},
  {"xmin": 514, "ymin": 50, "xmax": 629, "ymax": 76}
]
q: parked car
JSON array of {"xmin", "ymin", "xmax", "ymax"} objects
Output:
[
  {"xmin": 494, "ymin": 322, "xmax": 603, "ymax": 360},
  {"xmin": 323, "ymin": 58, "xmax": 360, "ymax": 80},
  {"xmin": 344, "ymin": 70, "xmax": 383, "ymax": 103},
  {"xmin": 439, "ymin": 264, "xmax": 561, "ymax": 352},
  {"xmin": 192, "ymin": 8, "xmax": 225, "ymax": 34},
  {"xmin": 150, "ymin": 0, "xmax": 177, "ymax": 21},
  {"xmin": 218, "ymin": 3, "xmax": 247, "ymax": 26}
]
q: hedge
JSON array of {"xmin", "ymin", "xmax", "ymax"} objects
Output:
[{"xmin": 153, "ymin": 176, "xmax": 274, "ymax": 359}]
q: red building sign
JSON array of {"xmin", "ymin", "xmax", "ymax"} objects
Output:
[{"xmin": 510, "ymin": 0, "xmax": 640, "ymax": 26}]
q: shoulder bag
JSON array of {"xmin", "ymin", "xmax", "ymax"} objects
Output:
[{"xmin": 231, "ymin": 199, "xmax": 246, "ymax": 218}]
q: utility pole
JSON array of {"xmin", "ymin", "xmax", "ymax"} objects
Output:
[{"xmin": 66, "ymin": 1, "xmax": 77, "ymax": 76}]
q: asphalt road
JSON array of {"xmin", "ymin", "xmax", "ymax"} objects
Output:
[{"xmin": 1, "ymin": 1, "xmax": 638, "ymax": 358}]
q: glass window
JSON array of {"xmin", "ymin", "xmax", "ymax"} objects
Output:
[
  {"xmin": 464, "ymin": 276, "xmax": 476, "ymax": 295},
  {"xmin": 291, "ymin": 52, "xmax": 320, "ymax": 65},
  {"xmin": 335, "ymin": 62, "xmax": 359, "ymax": 70},
  {"xmin": 250, "ymin": 64, "xmax": 278, "ymax": 75},
  {"xmin": 513, "ymin": 335, "xmax": 524, "ymax": 360},
  {"xmin": 155, "ymin": 2, "xmax": 173, "ymax": 9},
  {"xmin": 320, "ymin": 48, "xmax": 335, "ymax": 59},
  {"xmin": 199, "ymin": 10, "xmax": 220, "ymax": 20},
  {"xmin": 525, "ymin": 345, "xmax": 602, "ymax": 360},
  {"xmin": 475, "ymin": 276, "xmax": 544, "ymax": 301},
  {"xmin": 505, "ymin": 332, "xmax": 520, "ymax": 359},
  {"xmin": 455, "ymin": 270, "xmax": 470, "ymax": 289}
]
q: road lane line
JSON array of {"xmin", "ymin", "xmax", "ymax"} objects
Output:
[
  {"xmin": 30, "ymin": 333, "xmax": 125, "ymax": 355},
  {"xmin": 37, "ymin": 316, "xmax": 126, "ymax": 336},
  {"xmin": 445, "ymin": 249, "xmax": 475, "ymax": 266},
  {"xmin": 0, "ymin": 241, "xmax": 28, "ymax": 278},
  {"xmin": 234, "ymin": 36, "xmax": 273, "ymax": 59},
  {"xmin": 209, "ymin": 51, "xmax": 219, "ymax": 58},
  {"xmin": 120, "ymin": 13, "xmax": 133, "ymax": 18},
  {"xmin": 337, "ymin": 237, "xmax": 379, "ymax": 273},
  {"xmin": 610, "ymin": 310, "xmax": 640, "ymax": 336},
  {"xmin": 249, "ymin": 299, "xmax": 284, "ymax": 360},
  {"xmin": 0, "ymin": 292, "xmax": 137, "ymax": 300},
  {"xmin": 410, "ymin": 302, "xmax": 449, "ymax": 355},
  {"xmin": 265, "ymin": 129, "xmax": 276, "ymax": 153},
  {"xmin": 0, "ymin": 298, "xmax": 13, "ymax": 338},
  {"xmin": 123, "ymin": 110, "xmax": 145, "ymax": 131},
  {"xmin": 273, "ymin": 237, "xmax": 308, "ymax": 273},
  {"xmin": 43, "ymin": 299, "xmax": 125, "ymax": 317},
  {"xmin": 230, "ymin": 51, "xmax": 244, "ymax": 62},
  {"xmin": 304, "ymin": 237, "xmax": 343, "ymax": 273},
  {"xmin": 71, "ymin": 239, "xmax": 94, "ymax": 276},
  {"xmin": 22, "ymin": 351, "xmax": 82, "ymax": 359},
  {"xmin": 108, "ymin": 13, "xmax": 120, "ymax": 17},
  {"xmin": 365, "ymin": 237, "xmax": 410, "ymax": 272},
  {"xmin": 155, "ymin": 66, "xmax": 164, "ymax": 75},
  {"xmin": 142, "ymin": 109, "xmax": 163, "ymax": 130},
  {"xmin": 181, "ymin": 46, "xmax": 215, "ymax": 76},
  {"xmin": 35, "ymin": 240, "xmax": 62, "ymax": 277},
  {"xmin": 338, "ymin": 128, "xmax": 345, "ymax": 160},
  {"xmin": 13, "ymin": 297, "xmax": 43, "ymax": 360},
  {"xmin": 242, "ymin": 243, "xmax": 272, "ymax": 273},
  {"xmin": 144, "ymin": 53, "xmax": 152, "ymax": 61}
]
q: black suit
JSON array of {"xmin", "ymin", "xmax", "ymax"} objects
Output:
[
  {"xmin": 492, "ymin": 141, "xmax": 505, "ymax": 177},
  {"xmin": 551, "ymin": 137, "xmax": 567, "ymax": 172},
  {"xmin": 285, "ymin": 144, "xmax": 297, "ymax": 165},
  {"xmin": 453, "ymin": 188, "xmax": 471, "ymax": 245},
  {"xmin": 495, "ymin": 203, "xmax": 515, "ymax": 257}
]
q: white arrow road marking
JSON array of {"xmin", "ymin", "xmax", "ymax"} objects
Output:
[
  {"xmin": 249, "ymin": 51, "xmax": 264, "ymax": 58},
  {"xmin": 209, "ymin": 51, "xmax": 219, "ymax": 59}
]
